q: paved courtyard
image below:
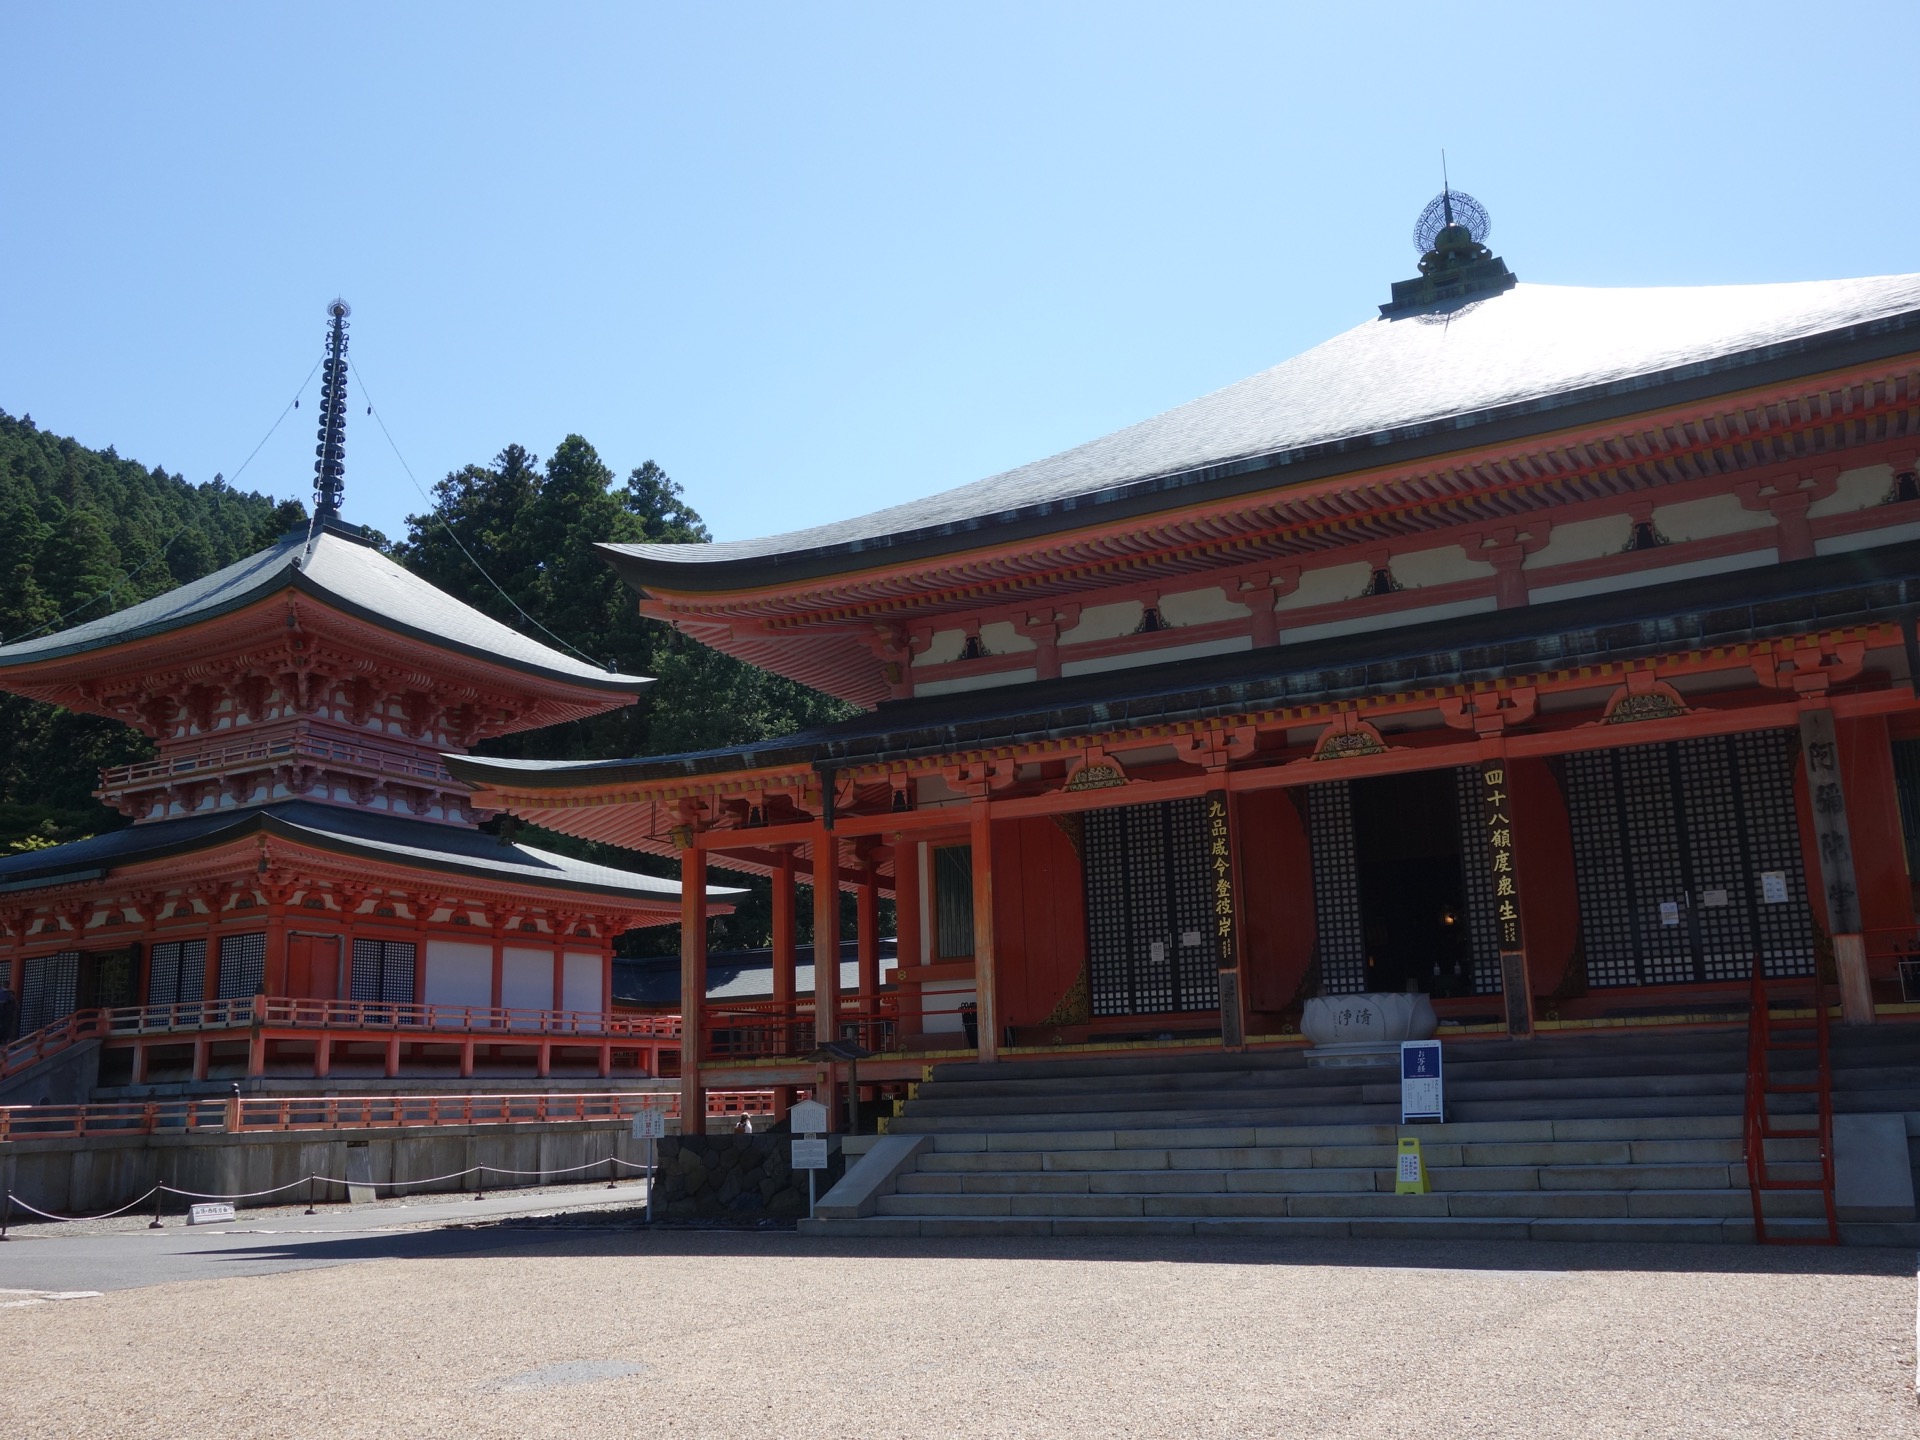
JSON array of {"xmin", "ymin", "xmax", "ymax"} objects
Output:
[{"xmin": 0, "ymin": 1220, "xmax": 1914, "ymax": 1438}]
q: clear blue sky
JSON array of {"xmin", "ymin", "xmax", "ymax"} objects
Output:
[{"xmin": 4, "ymin": 3, "xmax": 1918, "ymax": 551}]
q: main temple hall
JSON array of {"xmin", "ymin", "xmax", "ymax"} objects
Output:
[{"xmin": 445, "ymin": 194, "xmax": 1920, "ymax": 1159}]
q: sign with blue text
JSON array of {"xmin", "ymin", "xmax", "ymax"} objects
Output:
[{"xmin": 1400, "ymin": 1040, "xmax": 1444, "ymax": 1124}]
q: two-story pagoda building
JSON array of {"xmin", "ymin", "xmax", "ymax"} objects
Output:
[
  {"xmin": 0, "ymin": 303, "xmax": 705, "ymax": 1096},
  {"xmin": 449, "ymin": 204, "xmax": 1920, "ymax": 1127}
]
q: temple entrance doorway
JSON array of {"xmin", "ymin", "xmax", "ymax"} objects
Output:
[{"xmin": 1350, "ymin": 770, "xmax": 1472, "ymax": 997}]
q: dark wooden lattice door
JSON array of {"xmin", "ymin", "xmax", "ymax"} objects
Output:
[
  {"xmin": 1084, "ymin": 797, "xmax": 1219, "ymax": 1017},
  {"xmin": 1563, "ymin": 729, "xmax": 1814, "ymax": 988}
]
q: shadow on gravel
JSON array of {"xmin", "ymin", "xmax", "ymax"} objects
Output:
[{"xmin": 202, "ymin": 1209, "xmax": 1911, "ymax": 1282}]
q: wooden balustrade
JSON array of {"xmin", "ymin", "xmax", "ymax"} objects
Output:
[
  {"xmin": 701, "ymin": 995, "xmax": 899, "ymax": 1060},
  {"xmin": 0, "ymin": 1088, "xmax": 773, "ymax": 1141}
]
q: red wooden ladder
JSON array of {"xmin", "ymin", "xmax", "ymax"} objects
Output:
[{"xmin": 1743, "ymin": 958, "xmax": 1839, "ymax": 1245}]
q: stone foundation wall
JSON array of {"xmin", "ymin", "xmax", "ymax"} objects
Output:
[{"xmin": 654, "ymin": 1134, "xmax": 845, "ymax": 1220}]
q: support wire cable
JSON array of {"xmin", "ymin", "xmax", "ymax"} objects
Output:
[
  {"xmin": 347, "ymin": 356, "xmax": 609, "ymax": 669},
  {"xmin": 1, "ymin": 357, "xmax": 324, "ymax": 646}
]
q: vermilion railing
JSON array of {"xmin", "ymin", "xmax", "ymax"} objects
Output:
[
  {"xmin": 97, "ymin": 733, "xmax": 453, "ymax": 792},
  {"xmin": 1863, "ymin": 926, "xmax": 1920, "ymax": 1001},
  {"xmin": 1, "ymin": 1000, "xmax": 682, "ymax": 1080},
  {"xmin": 0, "ymin": 1088, "xmax": 774, "ymax": 1142},
  {"xmin": 702, "ymin": 995, "xmax": 899, "ymax": 1060}
]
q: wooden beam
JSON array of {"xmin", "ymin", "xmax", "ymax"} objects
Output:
[{"xmin": 679, "ymin": 847, "xmax": 708, "ymax": 1131}]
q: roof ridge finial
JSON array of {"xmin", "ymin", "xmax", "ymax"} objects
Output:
[
  {"xmin": 1441, "ymin": 149, "xmax": 1454, "ymax": 227},
  {"xmin": 313, "ymin": 299, "xmax": 350, "ymax": 525}
]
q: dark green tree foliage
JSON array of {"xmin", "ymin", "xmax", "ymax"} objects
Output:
[
  {"xmin": 0, "ymin": 410, "xmax": 296, "ymax": 848},
  {"xmin": 400, "ymin": 438, "xmax": 858, "ymax": 952}
]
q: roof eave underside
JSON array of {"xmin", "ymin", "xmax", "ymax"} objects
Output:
[
  {"xmin": 0, "ymin": 806, "xmax": 697, "ymax": 904},
  {"xmin": 0, "ymin": 552, "xmax": 649, "ymax": 702},
  {"xmin": 451, "ymin": 537, "xmax": 1920, "ymax": 793},
  {"xmin": 602, "ymin": 307, "xmax": 1920, "ymax": 596}
]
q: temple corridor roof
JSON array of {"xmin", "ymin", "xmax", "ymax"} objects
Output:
[
  {"xmin": 0, "ymin": 522, "xmax": 649, "ymax": 694},
  {"xmin": 0, "ymin": 799, "xmax": 728, "ymax": 902},
  {"xmin": 603, "ymin": 274, "xmax": 1920, "ymax": 588}
]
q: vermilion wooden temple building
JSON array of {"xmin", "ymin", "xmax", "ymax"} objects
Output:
[
  {"xmin": 451, "ymin": 213, "xmax": 1920, "ymax": 1128},
  {"xmin": 0, "ymin": 304, "xmax": 702, "ymax": 1095}
]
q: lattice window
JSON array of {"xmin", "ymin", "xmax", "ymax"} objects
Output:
[
  {"xmin": 1565, "ymin": 752, "xmax": 1639, "ymax": 988},
  {"xmin": 351, "ymin": 938, "xmax": 417, "ymax": 1004},
  {"xmin": 1307, "ymin": 782, "xmax": 1366, "ymax": 995},
  {"xmin": 19, "ymin": 950, "xmax": 79, "ymax": 1035},
  {"xmin": 1081, "ymin": 797, "xmax": 1216, "ymax": 1017},
  {"xmin": 1732, "ymin": 730, "xmax": 1816, "ymax": 978},
  {"xmin": 1565, "ymin": 730, "xmax": 1814, "ymax": 988},
  {"xmin": 1168, "ymin": 797, "xmax": 1219, "ymax": 1013},
  {"xmin": 933, "ymin": 845, "xmax": 975, "ymax": 960},
  {"xmin": 216, "ymin": 932, "xmax": 267, "ymax": 999},
  {"xmin": 1453, "ymin": 766, "xmax": 1504, "ymax": 995},
  {"xmin": 147, "ymin": 939, "xmax": 207, "ymax": 1007}
]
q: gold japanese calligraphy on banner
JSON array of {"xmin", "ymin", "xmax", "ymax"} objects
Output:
[
  {"xmin": 1481, "ymin": 762, "xmax": 1523, "ymax": 949},
  {"xmin": 1205, "ymin": 789, "xmax": 1237, "ymax": 970}
]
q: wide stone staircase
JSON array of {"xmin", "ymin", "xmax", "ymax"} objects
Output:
[{"xmin": 801, "ymin": 1025, "xmax": 1920, "ymax": 1243}]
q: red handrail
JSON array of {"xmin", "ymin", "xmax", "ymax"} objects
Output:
[
  {"xmin": 0, "ymin": 1088, "xmax": 774, "ymax": 1141},
  {"xmin": 1742, "ymin": 956, "xmax": 1839, "ymax": 1244},
  {"xmin": 2, "ymin": 1000, "xmax": 683, "ymax": 1081},
  {"xmin": 701, "ymin": 994, "xmax": 900, "ymax": 1060}
]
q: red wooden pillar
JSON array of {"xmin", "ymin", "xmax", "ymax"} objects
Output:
[
  {"xmin": 812, "ymin": 829, "xmax": 840, "ymax": 1046},
  {"xmin": 679, "ymin": 846, "xmax": 708, "ymax": 1132},
  {"xmin": 855, "ymin": 850, "xmax": 879, "ymax": 1006},
  {"xmin": 772, "ymin": 846, "xmax": 797, "ymax": 1041},
  {"xmin": 970, "ymin": 804, "xmax": 999, "ymax": 1063},
  {"xmin": 893, "ymin": 839, "xmax": 924, "ymax": 1038},
  {"xmin": 489, "ymin": 923, "xmax": 505, "ymax": 1012},
  {"xmin": 264, "ymin": 897, "xmax": 288, "ymax": 998}
]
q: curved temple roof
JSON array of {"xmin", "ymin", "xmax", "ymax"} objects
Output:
[
  {"xmin": 604, "ymin": 274, "xmax": 1920, "ymax": 587},
  {"xmin": 0, "ymin": 523, "xmax": 649, "ymax": 694}
]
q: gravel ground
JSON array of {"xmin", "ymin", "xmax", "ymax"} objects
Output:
[{"xmin": 1, "ymin": 1232, "xmax": 1913, "ymax": 1439}]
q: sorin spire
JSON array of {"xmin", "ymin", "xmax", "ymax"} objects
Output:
[{"xmin": 313, "ymin": 299, "xmax": 351, "ymax": 524}]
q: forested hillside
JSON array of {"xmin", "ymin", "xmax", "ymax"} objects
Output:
[
  {"xmin": 0, "ymin": 413, "xmax": 857, "ymax": 950},
  {"xmin": 0, "ymin": 409, "xmax": 301, "ymax": 849}
]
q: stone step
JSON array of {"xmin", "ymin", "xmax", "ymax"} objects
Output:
[
  {"xmin": 803, "ymin": 1213, "xmax": 1769, "ymax": 1243},
  {"xmin": 871, "ymin": 1184, "xmax": 1812, "ymax": 1223}
]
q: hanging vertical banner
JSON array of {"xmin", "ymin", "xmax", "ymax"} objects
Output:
[
  {"xmin": 1797, "ymin": 708, "xmax": 1861, "ymax": 934},
  {"xmin": 1205, "ymin": 789, "xmax": 1244, "ymax": 1048},
  {"xmin": 1480, "ymin": 762, "xmax": 1523, "ymax": 948},
  {"xmin": 1205, "ymin": 790, "xmax": 1236, "ymax": 968},
  {"xmin": 1481, "ymin": 760, "xmax": 1532, "ymax": 1036}
]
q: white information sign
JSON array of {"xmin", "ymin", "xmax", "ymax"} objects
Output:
[
  {"xmin": 788, "ymin": 1099, "xmax": 829, "ymax": 1135},
  {"xmin": 1659, "ymin": 900, "xmax": 1682, "ymax": 927},
  {"xmin": 1399, "ymin": 1040, "xmax": 1444, "ymax": 1124},
  {"xmin": 1760, "ymin": 871, "xmax": 1789, "ymax": 904},
  {"xmin": 791, "ymin": 1138, "xmax": 829, "ymax": 1171},
  {"xmin": 188, "ymin": 1202, "xmax": 236, "ymax": 1226},
  {"xmin": 1396, "ymin": 1151, "xmax": 1423, "ymax": 1184},
  {"xmin": 630, "ymin": 1109, "xmax": 667, "ymax": 1140}
]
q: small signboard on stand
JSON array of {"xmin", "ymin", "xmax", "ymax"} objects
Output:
[
  {"xmin": 1400, "ymin": 1040, "xmax": 1443, "ymax": 1124},
  {"xmin": 789, "ymin": 1099, "xmax": 830, "ymax": 1220},
  {"xmin": 632, "ymin": 1107, "xmax": 667, "ymax": 1225}
]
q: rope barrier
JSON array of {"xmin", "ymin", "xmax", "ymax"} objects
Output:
[{"xmin": 0, "ymin": 1154, "xmax": 658, "ymax": 1228}]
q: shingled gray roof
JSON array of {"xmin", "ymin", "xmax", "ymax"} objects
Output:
[
  {"xmin": 0, "ymin": 523, "xmax": 649, "ymax": 693},
  {"xmin": 603, "ymin": 274, "xmax": 1920, "ymax": 586},
  {"xmin": 0, "ymin": 799, "xmax": 735, "ymax": 901}
]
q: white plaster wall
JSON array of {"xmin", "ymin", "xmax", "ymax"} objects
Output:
[
  {"xmin": 1390, "ymin": 544, "xmax": 1495, "ymax": 589},
  {"xmin": 1275, "ymin": 561, "xmax": 1372, "ymax": 612},
  {"xmin": 1652, "ymin": 494, "xmax": 1774, "ymax": 543},
  {"xmin": 1809, "ymin": 464, "xmax": 1895, "ymax": 518},
  {"xmin": 562, "ymin": 952, "xmax": 603, "ymax": 1013},
  {"xmin": 501, "ymin": 946, "xmax": 554, "ymax": 1013},
  {"xmin": 920, "ymin": 979, "xmax": 978, "ymax": 1034},
  {"xmin": 979, "ymin": 621, "xmax": 1036, "ymax": 654},
  {"xmin": 424, "ymin": 940, "xmax": 492, "ymax": 1009},
  {"xmin": 1158, "ymin": 586, "xmax": 1250, "ymax": 626},
  {"xmin": 1059, "ymin": 635, "xmax": 1251, "ymax": 678},
  {"xmin": 1528, "ymin": 548, "xmax": 1778, "ymax": 604},
  {"xmin": 914, "ymin": 668, "xmax": 1037, "ymax": 698},
  {"xmin": 913, "ymin": 629, "xmax": 967, "ymax": 667},
  {"xmin": 1280, "ymin": 595, "xmax": 1498, "ymax": 645},
  {"xmin": 1059, "ymin": 600, "xmax": 1143, "ymax": 644},
  {"xmin": 1524, "ymin": 515, "xmax": 1626, "ymax": 570}
]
